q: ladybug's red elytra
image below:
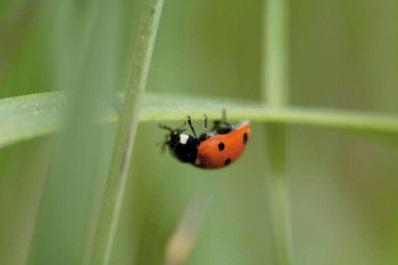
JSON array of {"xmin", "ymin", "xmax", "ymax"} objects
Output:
[{"xmin": 159, "ymin": 110, "xmax": 250, "ymax": 169}]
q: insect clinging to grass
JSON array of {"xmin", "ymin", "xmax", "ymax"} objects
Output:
[{"xmin": 159, "ymin": 110, "xmax": 251, "ymax": 169}]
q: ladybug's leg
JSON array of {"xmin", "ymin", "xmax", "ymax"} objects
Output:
[
  {"xmin": 211, "ymin": 109, "xmax": 233, "ymax": 134},
  {"xmin": 203, "ymin": 114, "xmax": 208, "ymax": 133},
  {"xmin": 222, "ymin": 108, "xmax": 227, "ymax": 122},
  {"xmin": 219, "ymin": 108, "xmax": 231, "ymax": 127},
  {"xmin": 221, "ymin": 108, "xmax": 231, "ymax": 126},
  {"xmin": 187, "ymin": 116, "xmax": 197, "ymax": 137}
]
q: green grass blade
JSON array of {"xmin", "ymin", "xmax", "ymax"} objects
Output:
[
  {"xmin": 27, "ymin": 0, "xmax": 122, "ymax": 264},
  {"xmin": 262, "ymin": 0, "xmax": 292, "ymax": 264},
  {"xmin": 262, "ymin": 0, "xmax": 289, "ymax": 105},
  {"xmin": 264, "ymin": 125, "xmax": 292, "ymax": 265},
  {"xmin": 0, "ymin": 92, "xmax": 397, "ymax": 149},
  {"xmin": 88, "ymin": 0, "xmax": 164, "ymax": 264}
]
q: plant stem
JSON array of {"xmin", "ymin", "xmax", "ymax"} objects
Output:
[
  {"xmin": 0, "ymin": 92, "xmax": 398, "ymax": 148},
  {"xmin": 262, "ymin": 0, "xmax": 289, "ymax": 105},
  {"xmin": 1, "ymin": 92, "xmax": 398, "ymax": 150},
  {"xmin": 264, "ymin": 125, "xmax": 292, "ymax": 265},
  {"xmin": 262, "ymin": 0, "xmax": 293, "ymax": 264},
  {"xmin": 88, "ymin": 1, "xmax": 164, "ymax": 265}
]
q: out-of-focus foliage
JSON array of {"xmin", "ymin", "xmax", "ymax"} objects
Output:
[{"xmin": 0, "ymin": 0, "xmax": 397, "ymax": 265}]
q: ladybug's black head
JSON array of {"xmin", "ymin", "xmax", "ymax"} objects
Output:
[{"xmin": 159, "ymin": 125, "xmax": 199, "ymax": 164}]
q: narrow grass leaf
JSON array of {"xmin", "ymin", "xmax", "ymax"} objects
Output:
[
  {"xmin": 0, "ymin": 92, "xmax": 398, "ymax": 149},
  {"xmin": 88, "ymin": 1, "xmax": 164, "ymax": 265},
  {"xmin": 262, "ymin": 0, "xmax": 293, "ymax": 264}
]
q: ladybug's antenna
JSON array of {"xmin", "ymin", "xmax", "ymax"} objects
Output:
[
  {"xmin": 156, "ymin": 141, "xmax": 167, "ymax": 153},
  {"xmin": 160, "ymin": 140, "xmax": 167, "ymax": 153},
  {"xmin": 187, "ymin": 116, "xmax": 197, "ymax": 137},
  {"xmin": 159, "ymin": 124, "xmax": 173, "ymax": 131}
]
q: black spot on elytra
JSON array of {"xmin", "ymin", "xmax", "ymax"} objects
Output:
[
  {"xmin": 243, "ymin": 133, "xmax": 248, "ymax": 145},
  {"xmin": 218, "ymin": 142, "xmax": 225, "ymax": 151},
  {"xmin": 224, "ymin": 158, "xmax": 231, "ymax": 165}
]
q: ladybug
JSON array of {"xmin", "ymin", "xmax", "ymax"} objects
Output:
[{"xmin": 159, "ymin": 110, "xmax": 251, "ymax": 169}]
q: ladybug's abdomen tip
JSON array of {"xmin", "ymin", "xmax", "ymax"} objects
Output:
[{"xmin": 194, "ymin": 157, "xmax": 236, "ymax": 170}]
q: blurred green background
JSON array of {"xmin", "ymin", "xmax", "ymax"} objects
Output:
[{"xmin": 0, "ymin": 0, "xmax": 398, "ymax": 265}]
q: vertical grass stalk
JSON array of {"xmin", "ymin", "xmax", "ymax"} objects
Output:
[
  {"xmin": 89, "ymin": 1, "xmax": 164, "ymax": 265},
  {"xmin": 264, "ymin": 125, "xmax": 292, "ymax": 265},
  {"xmin": 262, "ymin": 0, "xmax": 293, "ymax": 265},
  {"xmin": 263, "ymin": 0, "xmax": 289, "ymax": 105}
]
